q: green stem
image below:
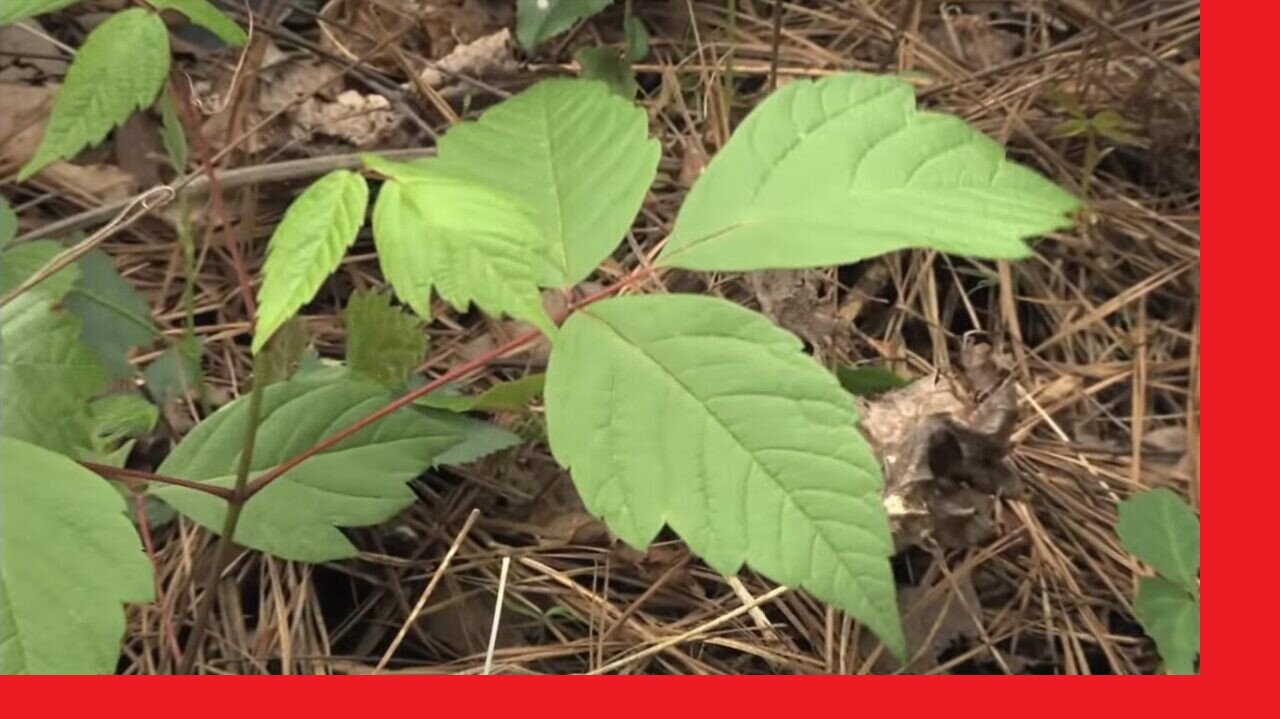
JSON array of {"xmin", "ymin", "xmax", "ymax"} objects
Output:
[
  {"xmin": 176, "ymin": 193, "xmax": 212, "ymax": 414},
  {"xmin": 176, "ymin": 355, "xmax": 268, "ymax": 673}
]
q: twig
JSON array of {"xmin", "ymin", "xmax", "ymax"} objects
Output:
[
  {"xmin": 13, "ymin": 149, "xmax": 434, "ymax": 244},
  {"xmin": 0, "ymin": 187, "xmax": 174, "ymax": 307},
  {"xmin": 484, "ymin": 555, "xmax": 512, "ymax": 675},
  {"xmin": 769, "ymin": 0, "xmax": 784, "ymax": 91},
  {"xmin": 588, "ymin": 585, "xmax": 790, "ymax": 674},
  {"xmin": 374, "ymin": 508, "xmax": 481, "ymax": 673}
]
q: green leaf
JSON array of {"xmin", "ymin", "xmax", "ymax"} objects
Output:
[
  {"xmin": 419, "ymin": 374, "xmax": 546, "ymax": 413},
  {"xmin": 149, "ymin": 0, "xmax": 248, "ymax": 46},
  {"xmin": 575, "ymin": 47, "xmax": 637, "ymax": 99},
  {"xmin": 424, "ymin": 78, "xmax": 659, "ymax": 286},
  {"xmin": 516, "ymin": 0, "xmax": 613, "ymax": 51},
  {"xmin": 370, "ymin": 168, "xmax": 555, "ymax": 337},
  {"xmin": 158, "ymin": 89, "xmax": 189, "ymax": 173},
  {"xmin": 0, "ymin": 0, "xmax": 82, "ymax": 26},
  {"xmin": 1, "ymin": 243, "xmax": 108, "ymax": 456},
  {"xmin": 836, "ymin": 365, "xmax": 911, "ymax": 397},
  {"xmin": 624, "ymin": 16, "xmax": 650, "ymax": 61},
  {"xmin": 1051, "ymin": 118, "xmax": 1090, "ymax": 139},
  {"xmin": 20, "ymin": 9, "xmax": 171, "ymax": 179},
  {"xmin": 0, "ymin": 239, "xmax": 75, "ymax": 301},
  {"xmin": 258, "ymin": 316, "xmax": 311, "ymax": 387},
  {"xmin": 143, "ymin": 335, "xmax": 203, "ymax": 403},
  {"xmin": 1135, "ymin": 577, "xmax": 1199, "ymax": 675},
  {"xmin": 425, "ymin": 409, "xmax": 524, "ymax": 466},
  {"xmin": 153, "ymin": 378, "xmax": 467, "ymax": 562},
  {"xmin": 658, "ymin": 73, "xmax": 1080, "ymax": 272},
  {"xmin": 254, "ymin": 170, "xmax": 368, "ymax": 354},
  {"xmin": 90, "ymin": 392, "xmax": 158, "ymax": 450},
  {"xmin": 544, "ymin": 294, "xmax": 905, "ymax": 658},
  {"xmin": 0, "ymin": 436, "xmax": 153, "ymax": 674},
  {"xmin": 345, "ymin": 290, "xmax": 425, "ymax": 389},
  {"xmin": 1116, "ymin": 488, "xmax": 1199, "ymax": 586},
  {"xmin": 64, "ymin": 249, "xmax": 157, "ymax": 379},
  {"xmin": 1, "ymin": 196, "xmax": 16, "ymax": 248}
]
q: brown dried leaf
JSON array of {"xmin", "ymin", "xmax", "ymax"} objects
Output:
[
  {"xmin": 418, "ymin": 28, "xmax": 518, "ymax": 89},
  {"xmin": 861, "ymin": 345, "xmax": 1022, "ymax": 550}
]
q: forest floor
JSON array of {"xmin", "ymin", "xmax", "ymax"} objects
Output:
[{"xmin": 0, "ymin": 0, "xmax": 1199, "ymax": 674}]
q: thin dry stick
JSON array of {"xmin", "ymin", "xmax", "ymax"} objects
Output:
[
  {"xmin": 588, "ymin": 586, "xmax": 790, "ymax": 675},
  {"xmin": 15, "ymin": 149, "xmax": 434, "ymax": 244},
  {"xmin": 0, "ymin": 186, "xmax": 174, "ymax": 307},
  {"xmin": 374, "ymin": 508, "xmax": 481, "ymax": 673},
  {"xmin": 484, "ymin": 556, "xmax": 513, "ymax": 675}
]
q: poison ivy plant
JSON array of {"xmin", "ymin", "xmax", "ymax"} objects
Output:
[
  {"xmin": 0, "ymin": 241, "xmax": 108, "ymax": 456},
  {"xmin": 369, "ymin": 161, "xmax": 556, "ymax": 336},
  {"xmin": 20, "ymin": 9, "xmax": 171, "ymax": 179},
  {"xmin": 516, "ymin": 0, "xmax": 613, "ymax": 51},
  {"xmin": 1116, "ymin": 488, "xmax": 1200, "ymax": 674},
  {"xmin": 658, "ymin": 73, "xmax": 1080, "ymax": 271},
  {"xmin": 0, "ymin": 436, "xmax": 154, "ymax": 674},
  {"xmin": 148, "ymin": 0, "xmax": 248, "ymax": 46},
  {"xmin": 424, "ymin": 79, "xmax": 659, "ymax": 287},
  {"xmin": 345, "ymin": 289, "xmax": 426, "ymax": 389},
  {"xmin": 0, "ymin": 0, "xmax": 82, "ymax": 26},
  {"xmin": 544, "ymin": 294, "xmax": 906, "ymax": 657},
  {"xmin": 254, "ymin": 169, "xmax": 368, "ymax": 353}
]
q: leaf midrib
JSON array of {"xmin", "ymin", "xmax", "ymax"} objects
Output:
[{"xmin": 580, "ymin": 308, "xmax": 884, "ymax": 587}]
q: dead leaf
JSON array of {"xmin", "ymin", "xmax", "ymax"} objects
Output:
[
  {"xmin": 295, "ymin": 89, "xmax": 396, "ymax": 146},
  {"xmin": 417, "ymin": 28, "xmax": 518, "ymax": 90},
  {"xmin": 0, "ymin": 83, "xmax": 55, "ymax": 171},
  {"xmin": 861, "ymin": 344, "xmax": 1023, "ymax": 550},
  {"xmin": 0, "ymin": 22, "xmax": 69, "ymax": 83}
]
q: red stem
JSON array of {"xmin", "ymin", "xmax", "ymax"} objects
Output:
[
  {"xmin": 83, "ymin": 462, "xmax": 236, "ymax": 500},
  {"xmin": 242, "ymin": 265, "xmax": 657, "ymax": 499}
]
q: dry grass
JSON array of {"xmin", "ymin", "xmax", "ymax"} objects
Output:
[{"xmin": 6, "ymin": 0, "xmax": 1199, "ymax": 674}]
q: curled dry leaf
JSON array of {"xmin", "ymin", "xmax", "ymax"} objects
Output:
[
  {"xmin": 860, "ymin": 343, "xmax": 1022, "ymax": 550},
  {"xmin": 417, "ymin": 28, "xmax": 519, "ymax": 90},
  {"xmin": 294, "ymin": 89, "xmax": 396, "ymax": 146}
]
